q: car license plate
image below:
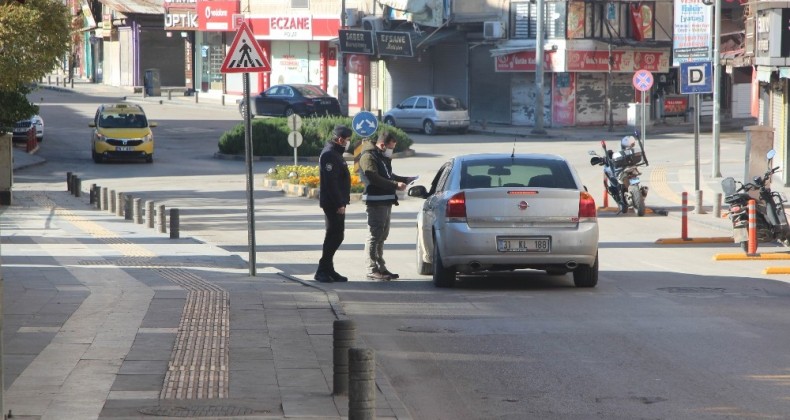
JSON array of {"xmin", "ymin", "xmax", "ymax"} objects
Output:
[
  {"xmin": 115, "ymin": 146, "xmax": 134, "ymax": 151},
  {"xmin": 497, "ymin": 237, "xmax": 550, "ymax": 252},
  {"xmin": 13, "ymin": 127, "xmax": 28, "ymax": 133},
  {"xmin": 449, "ymin": 120, "xmax": 461, "ymax": 125}
]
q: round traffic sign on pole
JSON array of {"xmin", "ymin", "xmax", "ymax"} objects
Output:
[
  {"xmin": 632, "ymin": 69, "xmax": 654, "ymax": 92},
  {"xmin": 287, "ymin": 131, "xmax": 303, "ymax": 148},
  {"xmin": 287, "ymin": 114, "xmax": 303, "ymax": 132}
]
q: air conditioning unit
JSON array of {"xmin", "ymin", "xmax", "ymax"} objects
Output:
[
  {"xmin": 483, "ymin": 21, "xmax": 504, "ymax": 39},
  {"xmin": 362, "ymin": 16, "xmax": 385, "ymax": 32},
  {"xmin": 345, "ymin": 8, "xmax": 360, "ymax": 27}
]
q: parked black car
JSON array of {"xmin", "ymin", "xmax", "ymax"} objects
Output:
[{"xmin": 238, "ymin": 84, "xmax": 342, "ymax": 118}]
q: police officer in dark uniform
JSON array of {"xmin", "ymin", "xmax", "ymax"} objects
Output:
[{"xmin": 314, "ymin": 125, "xmax": 353, "ymax": 283}]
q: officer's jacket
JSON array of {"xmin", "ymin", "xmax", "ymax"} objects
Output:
[
  {"xmin": 319, "ymin": 141, "xmax": 350, "ymax": 210},
  {"xmin": 358, "ymin": 140, "xmax": 408, "ymax": 206}
]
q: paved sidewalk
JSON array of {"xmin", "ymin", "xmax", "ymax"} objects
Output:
[{"xmin": 0, "ymin": 188, "xmax": 408, "ymax": 419}]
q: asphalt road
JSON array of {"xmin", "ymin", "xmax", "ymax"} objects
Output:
[{"xmin": 14, "ymin": 88, "xmax": 790, "ymax": 419}]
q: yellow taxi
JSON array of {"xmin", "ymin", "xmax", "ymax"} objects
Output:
[{"xmin": 90, "ymin": 103, "xmax": 157, "ymax": 163}]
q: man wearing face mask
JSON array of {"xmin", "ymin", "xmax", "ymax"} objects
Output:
[
  {"xmin": 358, "ymin": 131, "xmax": 416, "ymax": 281},
  {"xmin": 315, "ymin": 125, "xmax": 353, "ymax": 283}
]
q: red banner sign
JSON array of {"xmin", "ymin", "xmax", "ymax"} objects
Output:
[
  {"xmin": 197, "ymin": 0, "xmax": 239, "ymax": 31},
  {"xmin": 495, "ymin": 51, "xmax": 557, "ymax": 72}
]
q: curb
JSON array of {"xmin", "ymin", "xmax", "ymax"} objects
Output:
[{"xmin": 656, "ymin": 237, "xmax": 734, "ymax": 244}]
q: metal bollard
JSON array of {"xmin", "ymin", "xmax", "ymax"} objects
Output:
[
  {"xmin": 63, "ymin": 77, "xmax": 67, "ymax": 87},
  {"xmin": 695, "ymin": 190, "xmax": 706, "ymax": 214},
  {"xmin": 56, "ymin": 76, "xmax": 60, "ymax": 86},
  {"xmin": 333, "ymin": 320, "xmax": 356, "ymax": 395},
  {"xmin": 48, "ymin": 75, "xmax": 51, "ymax": 85},
  {"xmin": 133, "ymin": 198, "xmax": 143, "ymax": 224},
  {"xmin": 146, "ymin": 201, "xmax": 155, "ymax": 228},
  {"xmin": 681, "ymin": 192, "xmax": 688, "ymax": 240},
  {"xmin": 124, "ymin": 195, "xmax": 133, "ymax": 220},
  {"xmin": 348, "ymin": 348, "xmax": 376, "ymax": 420},
  {"xmin": 90, "ymin": 184, "xmax": 97, "ymax": 205},
  {"xmin": 195, "ymin": 90, "xmax": 199, "ymax": 103},
  {"xmin": 713, "ymin": 192, "xmax": 722, "ymax": 218},
  {"xmin": 169, "ymin": 208, "xmax": 180, "ymax": 239},
  {"xmin": 70, "ymin": 78, "xmax": 74, "ymax": 88},
  {"xmin": 221, "ymin": 94, "xmax": 225, "ymax": 106},
  {"xmin": 74, "ymin": 177, "xmax": 81, "ymax": 197},
  {"xmin": 168, "ymin": 89, "xmax": 172, "ymax": 100},
  {"xmin": 66, "ymin": 172, "xmax": 73, "ymax": 192},
  {"xmin": 109, "ymin": 190, "xmax": 116, "ymax": 213},
  {"xmin": 116, "ymin": 192, "xmax": 124, "ymax": 217},
  {"xmin": 158, "ymin": 204, "xmax": 167, "ymax": 233},
  {"xmin": 102, "ymin": 187, "xmax": 109, "ymax": 211}
]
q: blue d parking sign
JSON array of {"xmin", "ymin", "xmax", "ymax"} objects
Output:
[
  {"xmin": 680, "ymin": 62, "xmax": 712, "ymax": 94},
  {"xmin": 352, "ymin": 111, "xmax": 378, "ymax": 137}
]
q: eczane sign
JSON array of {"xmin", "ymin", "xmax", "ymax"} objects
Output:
[{"xmin": 270, "ymin": 16, "xmax": 312, "ymax": 40}]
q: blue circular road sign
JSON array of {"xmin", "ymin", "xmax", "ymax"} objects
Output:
[{"xmin": 352, "ymin": 111, "xmax": 379, "ymax": 137}]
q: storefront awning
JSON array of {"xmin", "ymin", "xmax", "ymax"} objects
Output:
[
  {"xmin": 490, "ymin": 41, "xmax": 537, "ymax": 57},
  {"xmin": 411, "ymin": 28, "xmax": 464, "ymax": 50},
  {"xmin": 99, "ymin": 0, "xmax": 163, "ymax": 15}
]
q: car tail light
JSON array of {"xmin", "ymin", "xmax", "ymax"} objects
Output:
[
  {"xmin": 446, "ymin": 192, "xmax": 467, "ymax": 222},
  {"xmin": 578, "ymin": 191, "xmax": 597, "ymax": 221}
]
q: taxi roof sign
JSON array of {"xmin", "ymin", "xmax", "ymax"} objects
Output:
[{"xmin": 221, "ymin": 21, "xmax": 270, "ymax": 73}]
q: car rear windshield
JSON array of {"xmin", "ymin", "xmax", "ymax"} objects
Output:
[
  {"xmin": 99, "ymin": 113, "xmax": 148, "ymax": 128},
  {"xmin": 460, "ymin": 158, "xmax": 577, "ymax": 189},
  {"xmin": 434, "ymin": 96, "xmax": 466, "ymax": 111},
  {"xmin": 295, "ymin": 85, "xmax": 329, "ymax": 98}
]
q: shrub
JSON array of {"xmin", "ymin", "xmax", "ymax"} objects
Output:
[{"xmin": 218, "ymin": 116, "xmax": 413, "ymax": 157}]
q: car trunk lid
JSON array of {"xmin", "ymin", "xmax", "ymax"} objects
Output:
[{"xmin": 461, "ymin": 188, "xmax": 582, "ymax": 228}]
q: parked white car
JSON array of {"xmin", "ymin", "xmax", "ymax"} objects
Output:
[
  {"xmin": 12, "ymin": 115, "xmax": 44, "ymax": 142},
  {"xmin": 408, "ymin": 153, "xmax": 599, "ymax": 288},
  {"xmin": 383, "ymin": 94, "xmax": 470, "ymax": 135}
]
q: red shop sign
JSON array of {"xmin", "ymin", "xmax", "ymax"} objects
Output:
[{"xmin": 197, "ymin": 0, "xmax": 239, "ymax": 31}]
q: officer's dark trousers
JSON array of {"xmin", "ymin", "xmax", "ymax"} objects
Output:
[{"xmin": 318, "ymin": 208, "xmax": 345, "ymax": 272}]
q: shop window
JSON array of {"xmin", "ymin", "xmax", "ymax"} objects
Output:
[
  {"xmin": 564, "ymin": 1, "xmax": 655, "ymax": 41},
  {"xmin": 291, "ymin": 0, "xmax": 309, "ymax": 8},
  {"xmin": 510, "ymin": 1, "xmax": 567, "ymax": 40}
]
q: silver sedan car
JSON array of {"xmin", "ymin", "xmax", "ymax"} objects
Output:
[
  {"xmin": 383, "ymin": 94, "xmax": 470, "ymax": 135},
  {"xmin": 408, "ymin": 153, "xmax": 599, "ymax": 288}
]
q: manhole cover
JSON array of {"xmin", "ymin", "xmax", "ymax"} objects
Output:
[
  {"xmin": 397, "ymin": 326, "xmax": 457, "ymax": 334},
  {"xmin": 658, "ymin": 287, "xmax": 726, "ymax": 295},
  {"xmin": 139, "ymin": 405, "xmax": 258, "ymax": 417}
]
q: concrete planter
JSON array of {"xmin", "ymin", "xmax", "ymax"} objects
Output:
[{"xmin": 263, "ymin": 176, "xmax": 362, "ymax": 201}]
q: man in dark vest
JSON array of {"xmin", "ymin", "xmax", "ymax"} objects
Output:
[{"xmin": 358, "ymin": 131, "xmax": 415, "ymax": 281}]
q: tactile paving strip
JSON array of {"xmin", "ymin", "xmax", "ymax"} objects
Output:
[{"xmin": 31, "ymin": 193, "xmax": 230, "ymax": 400}]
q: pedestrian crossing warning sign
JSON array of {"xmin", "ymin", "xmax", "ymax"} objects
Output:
[{"xmin": 221, "ymin": 22, "xmax": 270, "ymax": 73}]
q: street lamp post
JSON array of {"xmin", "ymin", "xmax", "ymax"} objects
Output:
[
  {"xmin": 712, "ymin": 0, "xmax": 722, "ymax": 178},
  {"xmin": 532, "ymin": 0, "xmax": 546, "ymax": 134}
]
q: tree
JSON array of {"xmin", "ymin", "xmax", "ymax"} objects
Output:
[{"xmin": 0, "ymin": 0, "xmax": 71, "ymax": 128}]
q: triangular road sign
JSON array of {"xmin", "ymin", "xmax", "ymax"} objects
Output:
[{"xmin": 221, "ymin": 21, "xmax": 270, "ymax": 73}]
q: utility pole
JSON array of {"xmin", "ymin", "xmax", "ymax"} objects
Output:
[
  {"xmin": 532, "ymin": 0, "xmax": 546, "ymax": 134},
  {"xmin": 338, "ymin": 0, "xmax": 348, "ymax": 116},
  {"xmin": 711, "ymin": 0, "xmax": 722, "ymax": 177}
]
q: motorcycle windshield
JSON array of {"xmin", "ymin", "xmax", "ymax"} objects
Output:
[{"xmin": 721, "ymin": 177, "xmax": 737, "ymax": 195}]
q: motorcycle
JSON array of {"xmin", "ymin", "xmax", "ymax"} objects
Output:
[
  {"xmin": 588, "ymin": 130, "xmax": 650, "ymax": 216},
  {"xmin": 721, "ymin": 149, "xmax": 790, "ymax": 251}
]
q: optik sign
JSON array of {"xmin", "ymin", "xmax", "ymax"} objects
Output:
[{"xmin": 270, "ymin": 16, "xmax": 312, "ymax": 40}]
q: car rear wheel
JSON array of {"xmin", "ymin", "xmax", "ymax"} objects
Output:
[
  {"xmin": 416, "ymin": 233, "xmax": 433, "ymax": 275},
  {"xmin": 573, "ymin": 253, "xmax": 598, "ymax": 288},
  {"xmin": 423, "ymin": 120, "xmax": 436, "ymax": 135},
  {"xmin": 146, "ymin": 155, "xmax": 153, "ymax": 163},
  {"xmin": 284, "ymin": 107, "xmax": 295, "ymax": 117},
  {"xmin": 432, "ymin": 241, "xmax": 455, "ymax": 288},
  {"xmin": 238, "ymin": 100, "xmax": 249, "ymax": 119},
  {"xmin": 92, "ymin": 150, "xmax": 103, "ymax": 163},
  {"xmin": 384, "ymin": 116, "xmax": 396, "ymax": 127}
]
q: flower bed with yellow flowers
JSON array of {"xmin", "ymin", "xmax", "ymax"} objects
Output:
[{"xmin": 264, "ymin": 164, "xmax": 365, "ymax": 199}]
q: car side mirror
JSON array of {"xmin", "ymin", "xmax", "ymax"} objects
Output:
[
  {"xmin": 590, "ymin": 156, "xmax": 604, "ymax": 166},
  {"xmin": 397, "ymin": 104, "xmax": 404, "ymax": 109},
  {"xmin": 88, "ymin": 122, "xmax": 96, "ymax": 127},
  {"xmin": 408, "ymin": 185, "xmax": 428, "ymax": 198},
  {"xmin": 149, "ymin": 122, "xmax": 158, "ymax": 128}
]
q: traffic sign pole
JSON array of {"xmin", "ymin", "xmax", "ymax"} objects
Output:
[{"xmin": 243, "ymin": 72, "xmax": 256, "ymax": 277}]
